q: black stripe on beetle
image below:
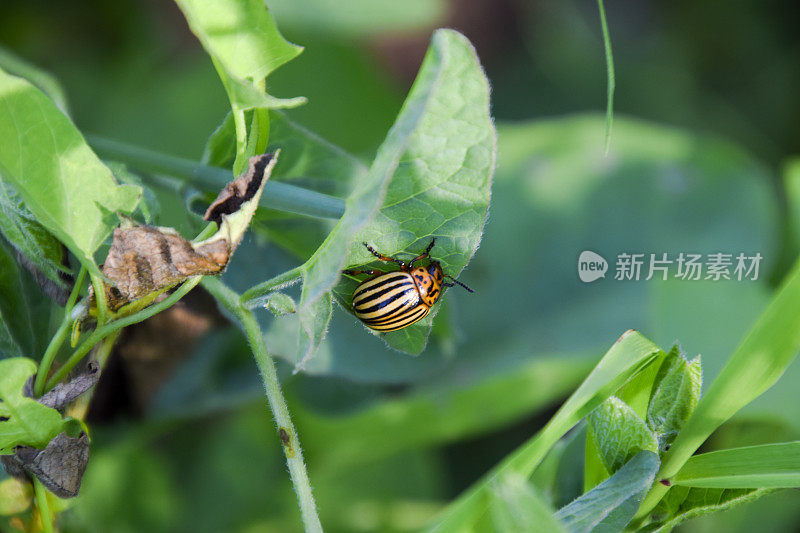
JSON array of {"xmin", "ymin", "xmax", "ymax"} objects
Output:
[{"xmin": 353, "ymin": 280, "xmax": 415, "ymax": 309}]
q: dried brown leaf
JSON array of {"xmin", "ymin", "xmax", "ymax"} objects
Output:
[
  {"xmin": 96, "ymin": 153, "xmax": 276, "ymax": 310},
  {"xmin": 101, "ymin": 225, "xmax": 228, "ymax": 308},
  {"xmin": 1, "ymin": 432, "xmax": 90, "ymax": 498}
]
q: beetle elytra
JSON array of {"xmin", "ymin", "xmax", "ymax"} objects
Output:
[{"xmin": 343, "ymin": 239, "xmax": 473, "ymax": 332}]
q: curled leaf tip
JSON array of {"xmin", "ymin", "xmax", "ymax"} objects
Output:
[{"xmin": 204, "ymin": 152, "xmax": 276, "ymax": 224}]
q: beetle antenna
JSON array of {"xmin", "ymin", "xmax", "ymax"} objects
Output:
[{"xmin": 445, "ymin": 276, "xmax": 474, "ymax": 293}]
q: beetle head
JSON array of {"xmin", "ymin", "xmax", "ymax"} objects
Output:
[
  {"xmin": 429, "ymin": 261, "xmax": 474, "ymax": 293},
  {"xmin": 427, "ymin": 261, "xmax": 444, "ymax": 283}
]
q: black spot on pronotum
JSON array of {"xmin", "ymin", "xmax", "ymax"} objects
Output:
[
  {"xmin": 659, "ymin": 479, "xmax": 671, "ymax": 487},
  {"xmin": 0, "ymin": 416, "xmax": 8, "ymax": 422},
  {"xmin": 204, "ymin": 153, "xmax": 273, "ymax": 225},
  {"xmin": 279, "ymin": 427, "xmax": 295, "ymax": 458}
]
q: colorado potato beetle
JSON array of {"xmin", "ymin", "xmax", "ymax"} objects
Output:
[{"xmin": 343, "ymin": 238, "xmax": 473, "ymax": 332}]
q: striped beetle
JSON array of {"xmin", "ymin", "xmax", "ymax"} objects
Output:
[{"xmin": 343, "ymin": 238, "xmax": 473, "ymax": 332}]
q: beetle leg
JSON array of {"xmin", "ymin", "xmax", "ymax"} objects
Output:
[
  {"xmin": 363, "ymin": 242, "xmax": 406, "ymax": 267},
  {"xmin": 343, "ymin": 269, "xmax": 383, "ymax": 277},
  {"xmin": 409, "ymin": 237, "xmax": 436, "ymax": 268}
]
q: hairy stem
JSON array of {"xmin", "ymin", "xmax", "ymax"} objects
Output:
[
  {"xmin": 89, "ymin": 272, "xmax": 109, "ymax": 325},
  {"xmin": 241, "ymin": 265, "xmax": 304, "ymax": 306},
  {"xmin": 202, "ymin": 276, "xmax": 322, "ymax": 533},
  {"xmin": 87, "ymin": 135, "xmax": 345, "ymax": 220},
  {"xmin": 34, "ymin": 267, "xmax": 87, "ymax": 396}
]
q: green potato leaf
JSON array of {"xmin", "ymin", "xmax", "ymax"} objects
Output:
[
  {"xmin": 245, "ymin": 29, "xmax": 495, "ymax": 372},
  {"xmin": 344, "ymin": 28, "xmax": 495, "ymax": 354},
  {"xmin": 588, "ymin": 396, "xmax": 659, "ymax": 474},
  {"xmin": 294, "ymin": 28, "xmax": 495, "ymax": 366},
  {"xmin": 0, "ymin": 239, "xmax": 44, "ymax": 357},
  {"xmin": 0, "ymin": 180, "xmax": 69, "ymax": 288},
  {"xmin": 554, "ymin": 451, "xmax": 660, "ymax": 533},
  {"xmin": 0, "ymin": 68, "xmax": 141, "ymax": 275},
  {"xmin": 646, "ymin": 352, "xmax": 702, "ymax": 450},
  {"xmin": 616, "ymin": 344, "xmax": 685, "ymax": 422},
  {"xmin": 174, "ymin": 0, "xmax": 304, "ymax": 112},
  {"xmin": 175, "ymin": 0, "xmax": 306, "ymax": 174},
  {"xmin": 0, "ymin": 358, "xmax": 67, "ymax": 453},
  {"xmin": 106, "ymin": 163, "xmax": 160, "ymax": 225}
]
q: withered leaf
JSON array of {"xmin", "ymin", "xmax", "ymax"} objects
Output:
[
  {"xmin": 25, "ymin": 362, "xmax": 99, "ymax": 411},
  {"xmin": 101, "ymin": 225, "xmax": 229, "ymax": 308},
  {"xmin": 1, "ymin": 432, "xmax": 90, "ymax": 498},
  {"xmin": 200, "ymin": 152, "xmax": 277, "ymax": 257},
  {"xmin": 97, "ymin": 153, "xmax": 276, "ymax": 310},
  {"xmin": 204, "ymin": 153, "xmax": 274, "ymax": 224},
  {"xmin": 2, "ymin": 366, "xmax": 97, "ymax": 499}
]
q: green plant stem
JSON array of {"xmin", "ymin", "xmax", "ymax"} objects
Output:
[
  {"xmin": 232, "ymin": 107, "xmax": 248, "ymax": 175},
  {"xmin": 45, "ymin": 276, "xmax": 202, "ymax": 391},
  {"xmin": 201, "ymin": 276, "xmax": 322, "ymax": 533},
  {"xmin": 241, "ymin": 265, "xmax": 304, "ymax": 306},
  {"xmin": 87, "ymin": 135, "xmax": 345, "ymax": 220},
  {"xmin": 597, "ymin": 0, "xmax": 615, "ymax": 153},
  {"xmin": 254, "ymin": 107, "xmax": 270, "ymax": 154},
  {"xmin": 192, "ymin": 221, "xmax": 219, "ymax": 242},
  {"xmin": 34, "ymin": 267, "xmax": 88, "ymax": 396},
  {"xmin": 89, "ymin": 272, "xmax": 109, "ymax": 325},
  {"xmin": 33, "ymin": 479, "xmax": 54, "ymax": 533}
]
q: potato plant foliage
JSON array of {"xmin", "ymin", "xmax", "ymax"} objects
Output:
[{"xmin": 2, "ymin": 1, "xmax": 800, "ymax": 533}]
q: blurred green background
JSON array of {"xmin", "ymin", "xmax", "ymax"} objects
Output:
[{"xmin": 3, "ymin": 0, "xmax": 800, "ymax": 531}]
